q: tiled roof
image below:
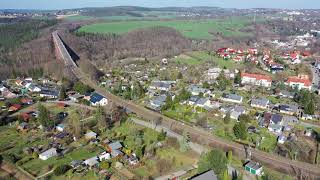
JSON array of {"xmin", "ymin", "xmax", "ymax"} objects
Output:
[
  {"xmin": 287, "ymin": 76, "xmax": 311, "ymax": 86},
  {"xmin": 241, "ymin": 73, "xmax": 272, "ymax": 82}
]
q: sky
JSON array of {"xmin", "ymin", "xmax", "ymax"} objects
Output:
[{"xmin": 0, "ymin": 0, "xmax": 319, "ymax": 10}]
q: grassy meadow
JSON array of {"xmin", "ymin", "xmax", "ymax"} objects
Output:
[{"xmin": 78, "ymin": 17, "xmax": 253, "ymax": 40}]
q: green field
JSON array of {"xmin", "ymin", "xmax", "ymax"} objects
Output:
[
  {"xmin": 78, "ymin": 18, "xmax": 253, "ymax": 39},
  {"xmin": 174, "ymin": 51, "xmax": 237, "ymax": 68},
  {"xmin": 65, "ymin": 15, "xmax": 151, "ymax": 21}
]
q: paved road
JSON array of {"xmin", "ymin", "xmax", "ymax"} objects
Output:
[
  {"xmin": 53, "ymin": 31, "xmax": 320, "ymax": 178},
  {"xmin": 310, "ymin": 64, "xmax": 319, "ymax": 89},
  {"xmin": 46, "ymin": 100, "xmax": 96, "ymax": 110}
]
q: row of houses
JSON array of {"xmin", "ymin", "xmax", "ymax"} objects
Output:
[{"xmin": 241, "ymin": 72, "xmax": 312, "ymax": 90}]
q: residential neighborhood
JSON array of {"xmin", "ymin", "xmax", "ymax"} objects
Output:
[{"xmin": 1, "ymin": 3, "xmax": 320, "ymax": 180}]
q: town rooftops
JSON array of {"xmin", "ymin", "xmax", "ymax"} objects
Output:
[
  {"xmin": 287, "ymin": 76, "xmax": 311, "ymax": 86},
  {"xmin": 241, "ymin": 73, "xmax": 272, "ymax": 82},
  {"xmin": 90, "ymin": 92, "xmax": 105, "ymax": 103}
]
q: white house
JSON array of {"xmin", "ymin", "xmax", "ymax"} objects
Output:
[
  {"xmin": 25, "ymin": 83, "xmax": 41, "ymax": 92},
  {"xmin": 40, "ymin": 90, "xmax": 59, "ymax": 99},
  {"xmin": 285, "ymin": 76, "xmax": 312, "ymax": 90},
  {"xmin": 149, "ymin": 81, "xmax": 175, "ymax": 92},
  {"xmin": 39, "ymin": 148, "xmax": 58, "ymax": 160},
  {"xmin": 90, "ymin": 92, "xmax": 108, "ymax": 106},
  {"xmin": 99, "ymin": 152, "xmax": 111, "ymax": 161},
  {"xmin": 277, "ymin": 135, "xmax": 287, "ymax": 144},
  {"xmin": 241, "ymin": 73, "xmax": 272, "ymax": 87},
  {"xmin": 56, "ymin": 124, "xmax": 65, "ymax": 132},
  {"xmin": 244, "ymin": 161, "xmax": 263, "ymax": 176},
  {"xmin": 84, "ymin": 156, "xmax": 99, "ymax": 168},
  {"xmin": 85, "ymin": 131, "xmax": 97, "ymax": 140}
]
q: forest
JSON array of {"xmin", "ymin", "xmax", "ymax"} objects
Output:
[
  {"xmin": 0, "ymin": 19, "xmax": 57, "ymax": 51},
  {"xmin": 0, "ymin": 19, "xmax": 59, "ymax": 79}
]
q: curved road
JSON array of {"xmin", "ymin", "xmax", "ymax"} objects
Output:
[{"xmin": 53, "ymin": 32, "xmax": 320, "ymax": 178}]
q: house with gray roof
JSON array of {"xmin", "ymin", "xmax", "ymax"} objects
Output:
[
  {"xmin": 283, "ymin": 115, "xmax": 298, "ymax": 124},
  {"xmin": 187, "ymin": 96, "xmax": 211, "ymax": 109},
  {"xmin": 39, "ymin": 148, "xmax": 58, "ymax": 160},
  {"xmin": 149, "ymin": 81, "xmax": 175, "ymax": 91},
  {"xmin": 278, "ymin": 90, "xmax": 295, "ymax": 99},
  {"xmin": 187, "ymin": 84, "xmax": 212, "ymax": 97},
  {"xmin": 221, "ymin": 93, "xmax": 243, "ymax": 104},
  {"xmin": 230, "ymin": 105, "xmax": 246, "ymax": 120},
  {"xmin": 84, "ymin": 156, "xmax": 99, "ymax": 168},
  {"xmin": 244, "ymin": 161, "xmax": 263, "ymax": 176},
  {"xmin": 108, "ymin": 141, "xmax": 122, "ymax": 151},
  {"xmin": 268, "ymin": 123, "xmax": 283, "ymax": 134},
  {"xmin": 270, "ymin": 114, "xmax": 283, "ymax": 125},
  {"xmin": 191, "ymin": 170, "xmax": 218, "ymax": 180},
  {"xmin": 279, "ymin": 104, "xmax": 299, "ymax": 115},
  {"xmin": 251, "ymin": 98, "xmax": 270, "ymax": 109},
  {"xmin": 150, "ymin": 95, "xmax": 167, "ymax": 110}
]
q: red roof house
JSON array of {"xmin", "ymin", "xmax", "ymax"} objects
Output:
[
  {"xmin": 286, "ymin": 76, "xmax": 312, "ymax": 90},
  {"xmin": 9, "ymin": 104, "xmax": 22, "ymax": 112},
  {"xmin": 241, "ymin": 73, "xmax": 272, "ymax": 87}
]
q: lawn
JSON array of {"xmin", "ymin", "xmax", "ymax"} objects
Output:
[
  {"xmin": 78, "ymin": 17, "xmax": 253, "ymax": 40},
  {"xmin": 258, "ymin": 129, "xmax": 277, "ymax": 153},
  {"xmin": 174, "ymin": 54, "xmax": 202, "ymax": 65},
  {"xmin": 133, "ymin": 147, "xmax": 198, "ymax": 178},
  {"xmin": 163, "ymin": 104, "xmax": 199, "ymax": 123},
  {"xmin": 0, "ymin": 125, "xmax": 50, "ymax": 155},
  {"xmin": 174, "ymin": 51, "xmax": 237, "ymax": 68},
  {"xmin": 156, "ymin": 147, "xmax": 198, "ymax": 167},
  {"xmin": 21, "ymin": 146, "xmax": 103, "ymax": 176}
]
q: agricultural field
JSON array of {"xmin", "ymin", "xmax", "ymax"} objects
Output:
[{"xmin": 78, "ymin": 17, "xmax": 254, "ymax": 40}]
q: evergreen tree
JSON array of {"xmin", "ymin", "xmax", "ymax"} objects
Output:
[
  {"xmin": 177, "ymin": 72, "xmax": 183, "ymax": 79},
  {"xmin": 38, "ymin": 103, "xmax": 53, "ymax": 128},
  {"xmin": 179, "ymin": 132, "xmax": 190, "ymax": 152},
  {"xmin": 203, "ymin": 81, "xmax": 210, "ymax": 89},
  {"xmin": 216, "ymin": 72, "xmax": 230, "ymax": 91},
  {"xmin": 59, "ymin": 85, "xmax": 67, "ymax": 100},
  {"xmin": 198, "ymin": 149, "xmax": 228, "ymax": 176},
  {"xmin": 68, "ymin": 111, "xmax": 82, "ymax": 138},
  {"xmin": 224, "ymin": 112, "xmax": 231, "ymax": 124},
  {"xmin": 233, "ymin": 121, "xmax": 247, "ymax": 140},
  {"xmin": 305, "ymin": 100, "xmax": 315, "ymax": 115},
  {"xmin": 95, "ymin": 106, "xmax": 108, "ymax": 132},
  {"xmin": 162, "ymin": 95, "xmax": 174, "ymax": 111},
  {"xmin": 234, "ymin": 71, "xmax": 241, "ymax": 84}
]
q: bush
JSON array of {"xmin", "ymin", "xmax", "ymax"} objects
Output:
[
  {"xmin": 16, "ymin": 156, "xmax": 33, "ymax": 166},
  {"xmin": 100, "ymin": 161, "xmax": 110, "ymax": 169},
  {"xmin": 54, "ymin": 164, "xmax": 71, "ymax": 176},
  {"xmin": 3, "ymin": 153, "xmax": 21, "ymax": 164}
]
